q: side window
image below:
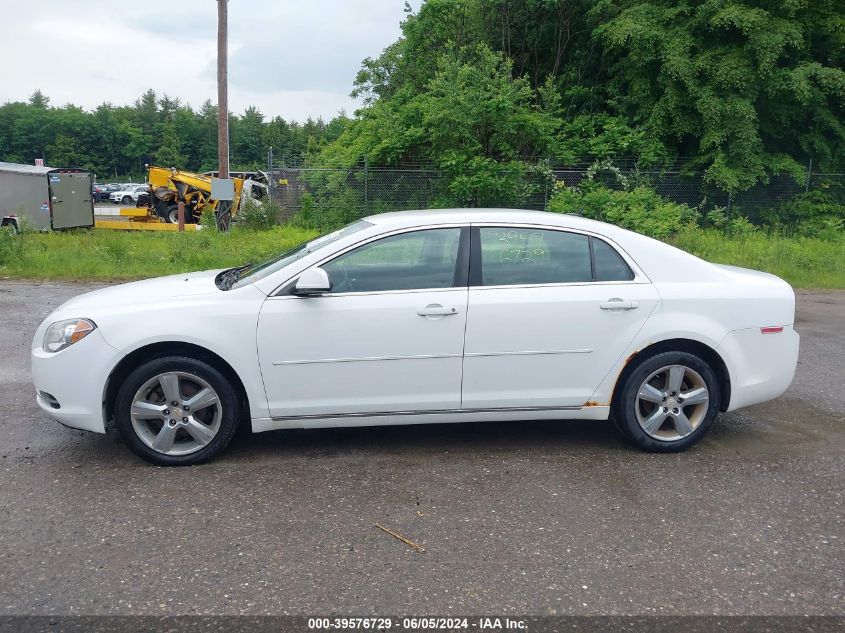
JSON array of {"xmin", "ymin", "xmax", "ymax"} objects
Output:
[
  {"xmin": 592, "ymin": 237, "xmax": 634, "ymax": 281},
  {"xmin": 323, "ymin": 228, "xmax": 461, "ymax": 293},
  {"xmin": 478, "ymin": 227, "xmax": 592, "ymax": 286}
]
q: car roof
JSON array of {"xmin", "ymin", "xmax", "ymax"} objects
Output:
[
  {"xmin": 363, "ymin": 208, "xmax": 624, "ymax": 236},
  {"xmin": 357, "ymin": 208, "xmax": 726, "ymax": 284}
]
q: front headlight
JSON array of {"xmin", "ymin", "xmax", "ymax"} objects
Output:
[{"xmin": 43, "ymin": 318, "xmax": 96, "ymax": 353}]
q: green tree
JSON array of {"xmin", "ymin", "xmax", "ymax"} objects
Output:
[
  {"xmin": 195, "ymin": 100, "xmax": 220, "ymax": 171},
  {"xmin": 420, "ymin": 45, "xmax": 556, "ymax": 161},
  {"xmin": 591, "ymin": 0, "xmax": 845, "ymax": 192},
  {"xmin": 153, "ymin": 121, "xmax": 186, "ymax": 168},
  {"xmin": 46, "ymin": 134, "xmax": 84, "ymax": 167},
  {"xmin": 117, "ymin": 120, "xmax": 150, "ymax": 174},
  {"xmin": 28, "ymin": 89, "xmax": 50, "ymax": 109},
  {"xmin": 232, "ymin": 105, "xmax": 265, "ymax": 168},
  {"xmin": 0, "ymin": 90, "xmax": 345, "ymax": 178}
]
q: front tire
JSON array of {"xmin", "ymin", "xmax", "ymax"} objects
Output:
[
  {"xmin": 121, "ymin": 195, "xmax": 132, "ymax": 204},
  {"xmin": 164, "ymin": 204, "xmax": 194, "ymax": 224},
  {"xmin": 114, "ymin": 356, "xmax": 241, "ymax": 465},
  {"xmin": 613, "ymin": 351, "xmax": 720, "ymax": 452}
]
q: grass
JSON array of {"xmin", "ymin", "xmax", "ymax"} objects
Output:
[
  {"xmin": 0, "ymin": 224, "xmax": 843, "ymax": 289},
  {"xmin": 0, "ymin": 226, "xmax": 318, "ymax": 281},
  {"xmin": 670, "ymin": 227, "xmax": 845, "ymax": 290}
]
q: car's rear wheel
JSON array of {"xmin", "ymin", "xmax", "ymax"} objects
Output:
[
  {"xmin": 115, "ymin": 356, "xmax": 240, "ymax": 465},
  {"xmin": 613, "ymin": 351, "xmax": 720, "ymax": 452}
]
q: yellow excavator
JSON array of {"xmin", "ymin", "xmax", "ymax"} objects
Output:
[{"xmin": 145, "ymin": 166, "xmax": 268, "ymax": 230}]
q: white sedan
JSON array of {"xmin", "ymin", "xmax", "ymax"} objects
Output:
[
  {"xmin": 109, "ymin": 184, "xmax": 149, "ymax": 204},
  {"xmin": 31, "ymin": 209, "xmax": 799, "ymax": 465}
]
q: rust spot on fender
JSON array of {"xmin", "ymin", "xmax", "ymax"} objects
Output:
[
  {"xmin": 583, "ymin": 400, "xmax": 603, "ymax": 407},
  {"xmin": 624, "ymin": 350, "xmax": 639, "ymax": 366}
]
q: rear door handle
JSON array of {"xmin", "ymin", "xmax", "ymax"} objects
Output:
[
  {"xmin": 600, "ymin": 298, "xmax": 639, "ymax": 311},
  {"xmin": 418, "ymin": 304, "xmax": 460, "ymax": 317}
]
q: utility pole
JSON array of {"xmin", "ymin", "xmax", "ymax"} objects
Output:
[{"xmin": 217, "ymin": 0, "xmax": 229, "ymax": 180}]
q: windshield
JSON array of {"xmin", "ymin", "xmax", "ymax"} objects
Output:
[{"xmin": 231, "ymin": 220, "xmax": 373, "ymax": 288}]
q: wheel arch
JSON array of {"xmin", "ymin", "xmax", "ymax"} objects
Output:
[
  {"xmin": 103, "ymin": 341, "xmax": 250, "ymax": 428},
  {"xmin": 610, "ymin": 338, "xmax": 731, "ymax": 412}
]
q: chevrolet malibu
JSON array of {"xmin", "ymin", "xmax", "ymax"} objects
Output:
[{"xmin": 32, "ymin": 209, "xmax": 799, "ymax": 465}]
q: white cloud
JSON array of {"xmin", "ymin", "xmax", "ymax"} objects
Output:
[{"xmin": 0, "ymin": 0, "xmax": 421, "ymax": 121}]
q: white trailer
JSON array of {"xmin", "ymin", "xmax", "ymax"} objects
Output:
[{"xmin": 0, "ymin": 161, "xmax": 94, "ymax": 231}]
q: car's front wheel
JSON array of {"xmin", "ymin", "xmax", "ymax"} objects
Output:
[
  {"xmin": 114, "ymin": 356, "xmax": 241, "ymax": 465},
  {"xmin": 613, "ymin": 351, "xmax": 720, "ymax": 452}
]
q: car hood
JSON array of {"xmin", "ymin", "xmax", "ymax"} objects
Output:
[{"xmin": 54, "ymin": 269, "xmax": 225, "ymax": 315}]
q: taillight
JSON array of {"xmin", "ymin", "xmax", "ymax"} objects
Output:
[{"xmin": 760, "ymin": 326, "xmax": 784, "ymax": 334}]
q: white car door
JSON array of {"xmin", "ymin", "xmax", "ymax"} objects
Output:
[
  {"xmin": 257, "ymin": 227, "xmax": 469, "ymax": 419},
  {"xmin": 461, "ymin": 225, "xmax": 659, "ymax": 410}
]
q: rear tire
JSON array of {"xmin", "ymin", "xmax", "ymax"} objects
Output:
[
  {"xmin": 613, "ymin": 351, "xmax": 720, "ymax": 452},
  {"xmin": 114, "ymin": 356, "xmax": 240, "ymax": 466}
]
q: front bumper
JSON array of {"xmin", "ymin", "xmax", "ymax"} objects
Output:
[
  {"xmin": 718, "ymin": 325, "xmax": 800, "ymax": 411},
  {"xmin": 31, "ymin": 328, "xmax": 121, "ymax": 433}
]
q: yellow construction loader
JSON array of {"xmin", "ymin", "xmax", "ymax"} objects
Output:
[{"xmin": 145, "ymin": 166, "xmax": 268, "ymax": 230}]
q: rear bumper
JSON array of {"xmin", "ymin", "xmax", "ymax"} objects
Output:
[
  {"xmin": 31, "ymin": 328, "xmax": 120, "ymax": 433},
  {"xmin": 718, "ymin": 326, "xmax": 799, "ymax": 411}
]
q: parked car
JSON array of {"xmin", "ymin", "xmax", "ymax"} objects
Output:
[
  {"xmin": 109, "ymin": 184, "xmax": 149, "ymax": 204},
  {"xmin": 31, "ymin": 209, "xmax": 799, "ymax": 465},
  {"xmin": 92, "ymin": 184, "xmax": 118, "ymax": 202}
]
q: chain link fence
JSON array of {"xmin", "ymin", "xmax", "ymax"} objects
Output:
[{"xmin": 264, "ymin": 157, "xmax": 844, "ymax": 228}]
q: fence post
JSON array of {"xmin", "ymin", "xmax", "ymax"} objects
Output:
[
  {"xmin": 544, "ymin": 156, "xmax": 552, "ymax": 209},
  {"xmin": 267, "ymin": 146, "xmax": 273, "ymax": 202},
  {"xmin": 364, "ymin": 155, "xmax": 369, "ymax": 213},
  {"xmin": 805, "ymin": 157, "xmax": 813, "ymax": 194}
]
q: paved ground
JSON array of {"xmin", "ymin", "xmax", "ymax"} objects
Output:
[
  {"xmin": 94, "ymin": 205, "xmax": 129, "ymax": 221},
  {"xmin": 0, "ymin": 282, "xmax": 842, "ymax": 616}
]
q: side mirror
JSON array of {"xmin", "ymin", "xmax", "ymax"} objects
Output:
[{"xmin": 293, "ymin": 266, "xmax": 331, "ymax": 296}]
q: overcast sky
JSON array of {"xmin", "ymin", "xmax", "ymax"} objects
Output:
[{"xmin": 0, "ymin": 1, "xmax": 421, "ymax": 122}]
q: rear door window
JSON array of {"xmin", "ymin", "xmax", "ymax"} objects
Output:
[
  {"xmin": 477, "ymin": 227, "xmax": 592, "ymax": 286},
  {"xmin": 476, "ymin": 227, "xmax": 636, "ymax": 285}
]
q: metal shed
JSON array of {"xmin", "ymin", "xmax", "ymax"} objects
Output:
[{"xmin": 0, "ymin": 161, "xmax": 94, "ymax": 231}]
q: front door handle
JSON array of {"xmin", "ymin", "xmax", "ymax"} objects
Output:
[
  {"xmin": 418, "ymin": 304, "xmax": 460, "ymax": 317},
  {"xmin": 600, "ymin": 298, "xmax": 639, "ymax": 311}
]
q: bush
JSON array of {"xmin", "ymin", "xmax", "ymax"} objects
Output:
[
  {"xmin": 728, "ymin": 215, "xmax": 757, "ymax": 237},
  {"xmin": 759, "ymin": 190, "xmax": 845, "ymax": 238},
  {"xmin": 548, "ymin": 183, "xmax": 696, "ymax": 239},
  {"xmin": 288, "ymin": 190, "xmax": 364, "ymax": 232},
  {"xmin": 235, "ymin": 199, "xmax": 281, "ymax": 231},
  {"xmin": 198, "ymin": 207, "xmax": 218, "ymax": 231},
  {"xmin": 0, "ymin": 225, "xmax": 23, "ymax": 265}
]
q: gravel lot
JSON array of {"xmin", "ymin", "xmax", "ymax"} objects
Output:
[{"xmin": 0, "ymin": 281, "xmax": 842, "ymax": 616}]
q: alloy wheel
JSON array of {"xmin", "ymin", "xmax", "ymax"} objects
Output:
[
  {"xmin": 129, "ymin": 371, "xmax": 222, "ymax": 456},
  {"xmin": 634, "ymin": 364, "xmax": 710, "ymax": 441}
]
